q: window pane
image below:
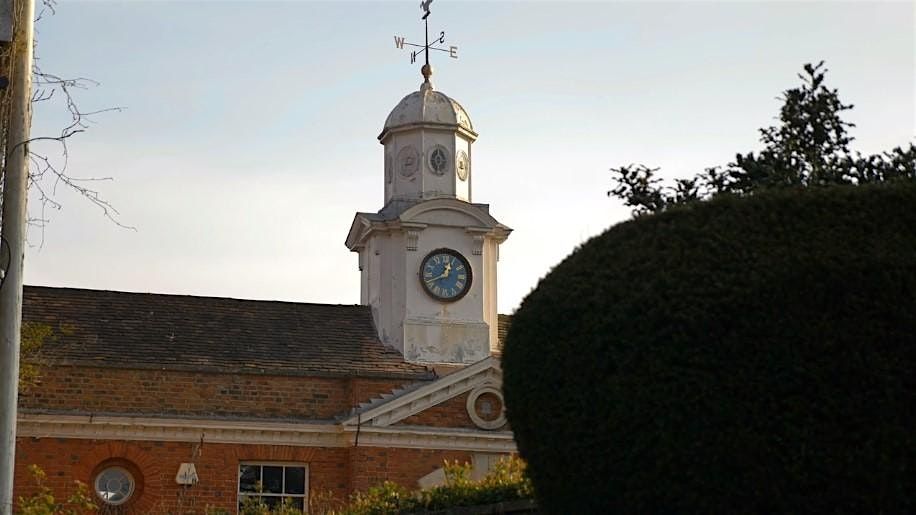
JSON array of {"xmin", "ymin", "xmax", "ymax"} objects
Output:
[
  {"xmin": 290, "ymin": 497, "xmax": 305, "ymax": 511},
  {"xmin": 95, "ymin": 467, "xmax": 134, "ymax": 505},
  {"xmin": 239, "ymin": 465, "xmax": 260, "ymax": 493},
  {"xmin": 284, "ymin": 467, "xmax": 305, "ymax": 494},
  {"xmin": 263, "ymin": 496, "xmax": 280, "ymax": 508},
  {"xmin": 262, "ymin": 466, "xmax": 283, "ymax": 494}
]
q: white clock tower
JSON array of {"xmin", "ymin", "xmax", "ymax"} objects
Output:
[{"xmin": 346, "ymin": 66, "xmax": 511, "ymax": 364}]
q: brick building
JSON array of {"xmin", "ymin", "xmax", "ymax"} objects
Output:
[{"xmin": 13, "ymin": 68, "xmax": 516, "ymax": 513}]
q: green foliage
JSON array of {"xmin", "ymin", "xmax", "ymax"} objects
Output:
[
  {"xmin": 18, "ymin": 464, "xmax": 96, "ymax": 515},
  {"xmin": 203, "ymin": 485, "xmax": 345, "ymax": 514},
  {"xmin": 19, "ymin": 321, "xmax": 54, "ymax": 391},
  {"xmin": 340, "ymin": 482, "xmax": 414, "ymax": 515},
  {"xmin": 610, "ymin": 62, "xmax": 915, "ymax": 215},
  {"xmin": 338, "ymin": 456, "xmax": 534, "ymax": 515},
  {"xmin": 419, "ymin": 457, "xmax": 533, "ymax": 511},
  {"xmin": 503, "ymin": 182, "xmax": 916, "ymax": 513},
  {"xmin": 237, "ymin": 496, "xmax": 306, "ymax": 515}
]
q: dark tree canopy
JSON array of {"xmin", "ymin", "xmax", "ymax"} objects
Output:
[
  {"xmin": 609, "ymin": 62, "xmax": 915, "ymax": 215},
  {"xmin": 503, "ymin": 182, "xmax": 916, "ymax": 513}
]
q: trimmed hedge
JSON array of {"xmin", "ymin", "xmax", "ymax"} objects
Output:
[{"xmin": 502, "ymin": 183, "xmax": 916, "ymax": 513}]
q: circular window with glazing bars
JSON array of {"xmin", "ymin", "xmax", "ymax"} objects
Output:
[
  {"xmin": 94, "ymin": 466, "xmax": 135, "ymax": 506},
  {"xmin": 428, "ymin": 145, "xmax": 449, "ymax": 176}
]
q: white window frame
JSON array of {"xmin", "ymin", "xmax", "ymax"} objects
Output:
[{"xmin": 237, "ymin": 461, "xmax": 309, "ymax": 513}]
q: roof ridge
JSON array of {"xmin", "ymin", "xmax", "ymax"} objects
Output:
[{"xmin": 24, "ymin": 284, "xmax": 363, "ymax": 308}]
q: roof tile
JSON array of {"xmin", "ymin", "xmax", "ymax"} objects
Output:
[{"xmin": 22, "ymin": 286, "xmax": 434, "ymax": 380}]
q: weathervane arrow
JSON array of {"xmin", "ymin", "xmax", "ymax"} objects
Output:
[{"xmin": 392, "ymin": 0, "xmax": 458, "ymax": 70}]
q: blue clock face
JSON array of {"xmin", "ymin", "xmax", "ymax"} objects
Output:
[{"xmin": 420, "ymin": 249, "xmax": 472, "ymax": 302}]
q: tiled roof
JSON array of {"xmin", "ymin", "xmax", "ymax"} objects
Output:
[
  {"xmin": 497, "ymin": 314, "xmax": 511, "ymax": 349},
  {"xmin": 22, "ymin": 286, "xmax": 435, "ymax": 380}
]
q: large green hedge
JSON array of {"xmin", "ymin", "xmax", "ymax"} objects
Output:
[{"xmin": 502, "ymin": 183, "xmax": 916, "ymax": 513}]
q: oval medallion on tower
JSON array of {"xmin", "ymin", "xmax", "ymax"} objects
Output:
[
  {"xmin": 397, "ymin": 146, "xmax": 420, "ymax": 178},
  {"xmin": 427, "ymin": 145, "xmax": 450, "ymax": 176},
  {"xmin": 456, "ymin": 150, "xmax": 469, "ymax": 181}
]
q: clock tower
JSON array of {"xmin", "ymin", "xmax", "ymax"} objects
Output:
[{"xmin": 345, "ymin": 67, "xmax": 511, "ymax": 364}]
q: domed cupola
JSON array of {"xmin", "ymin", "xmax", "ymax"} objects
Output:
[
  {"xmin": 346, "ymin": 63, "xmax": 512, "ymax": 365},
  {"xmin": 380, "ymin": 84, "xmax": 475, "ymax": 138},
  {"xmin": 378, "ymin": 66, "xmax": 477, "ymax": 205}
]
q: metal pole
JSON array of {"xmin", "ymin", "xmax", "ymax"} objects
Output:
[{"xmin": 0, "ymin": 0, "xmax": 34, "ymax": 510}]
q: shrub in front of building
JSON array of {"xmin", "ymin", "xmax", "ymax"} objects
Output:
[
  {"xmin": 18, "ymin": 465, "xmax": 96, "ymax": 515},
  {"xmin": 338, "ymin": 456, "xmax": 533, "ymax": 514},
  {"xmin": 502, "ymin": 182, "xmax": 916, "ymax": 513}
]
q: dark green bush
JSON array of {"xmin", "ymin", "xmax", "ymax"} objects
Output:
[{"xmin": 503, "ymin": 183, "xmax": 916, "ymax": 513}]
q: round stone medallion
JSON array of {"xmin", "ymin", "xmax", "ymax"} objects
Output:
[
  {"xmin": 466, "ymin": 385, "xmax": 507, "ymax": 430},
  {"xmin": 398, "ymin": 146, "xmax": 420, "ymax": 178}
]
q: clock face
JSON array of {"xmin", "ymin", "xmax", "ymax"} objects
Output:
[{"xmin": 419, "ymin": 248, "xmax": 472, "ymax": 302}]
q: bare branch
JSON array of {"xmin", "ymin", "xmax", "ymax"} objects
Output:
[{"xmin": 0, "ymin": 34, "xmax": 132, "ymax": 234}]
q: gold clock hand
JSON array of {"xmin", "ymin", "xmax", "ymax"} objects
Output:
[
  {"xmin": 427, "ymin": 270, "xmax": 447, "ymax": 282},
  {"xmin": 424, "ymin": 259, "xmax": 454, "ymax": 288}
]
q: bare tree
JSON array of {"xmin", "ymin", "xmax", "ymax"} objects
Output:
[{"xmin": 0, "ymin": 0, "xmax": 128, "ymax": 243}]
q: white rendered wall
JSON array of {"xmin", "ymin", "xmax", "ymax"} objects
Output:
[
  {"xmin": 363, "ymin": 216, "xmax": 501, "ymax": 364},
  {"xmin": 383, "ymin": 129, "xmax": 473, "ymax": 204}
]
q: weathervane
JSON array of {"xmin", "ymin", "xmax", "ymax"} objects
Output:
[{"xmin": 393, "ymin": 0, "xmax": 458, "ymax": 80}]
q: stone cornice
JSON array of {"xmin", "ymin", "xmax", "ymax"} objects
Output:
[
  {"xmin": 345, "ymin": 425, "xmax": 516, "ymax": 453},
  {"xmin": 378, "ymin": 122, "xmax": 478, "ymax": 144},
  {"xmin": 18, "ymin": 413, "xmax": 346, "ymax": 447},
  {"xmin": 346, "ymin": 200, "xmax": 512, "ymax": 251},
  {"xmin": 17, "ymin": 411, "xmax": 515, "ymax": 452}
]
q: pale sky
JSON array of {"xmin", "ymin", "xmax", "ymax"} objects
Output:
[{"xmin": 23, "ymin": 0, "xmax": 915, "ymax": 314}]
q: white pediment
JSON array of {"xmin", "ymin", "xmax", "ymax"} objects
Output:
[
  {"xmin": 341, "ymin": 356, "xmax": 503, "ymax": 428},
  {"xmin": 345, "ymin": 199, "xmax": 511, "ymax": 251},
  {"xmin": 399, "ymin": 199, "xmax": 505, "ymax": 230}
]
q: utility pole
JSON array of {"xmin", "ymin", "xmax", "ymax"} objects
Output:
[{"xmin": 0, "ymin": 0, "xmax": 34, "ymax": 510}]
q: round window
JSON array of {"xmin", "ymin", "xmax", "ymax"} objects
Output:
[
  {"xmin": 428, "ymin": 146, "xmax": 449, "ymax": 176},
  {"xmin": 466, "ymin": 385, "xmax": 508, "ymax": 430},
  {"xmin": 94, "ymin": 466, "xmax": 135, "ymax": 505}
]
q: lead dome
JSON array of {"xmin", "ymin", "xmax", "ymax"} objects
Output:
[{"xmin": 379, "ymin": 81, "xmax": 475, "ymax": 141}]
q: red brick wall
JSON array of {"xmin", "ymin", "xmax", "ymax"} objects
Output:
[
  {"xmin": 398, "ymin": 391, "xmax": 479, "ymax": 429},
  {"xmin": 348, "ymin": 446, "xmax": 474, "ymax": 493},
  {"xmin": 15, "ymin": 438, "xmax": 352, "ymax": 514},
  {"xmin": 13, "ymin": 365, "xmax": 509, "ymax": 513},
  {"xmin": 397, "ymin": 391, "xmax": 509, "ymax": 431},
  {"xmin": 14, "ymin": 439, "xmax": 490, "ymax": 514},
  {"xmin": 19, "ymin": 365, "xmax": 415, "ymax": 419}
]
